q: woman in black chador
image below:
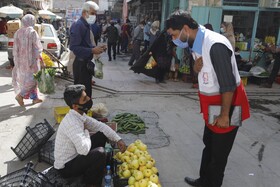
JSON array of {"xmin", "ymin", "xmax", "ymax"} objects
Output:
[{"xmin": 130, "ymin": 30, "xmax": 174, "ymax": 83}]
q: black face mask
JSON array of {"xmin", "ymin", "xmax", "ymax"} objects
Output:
[{"xmin": 77, "ymin": 99, "xmax": 93, "ymax": 113}]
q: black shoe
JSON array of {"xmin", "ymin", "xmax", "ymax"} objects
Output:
[
  {"xmin": 184, "ymin": 177, "xmax": 202, "ymax": 187},
  {"xmin": 128, "ymin": 63, "xmax": 133, "ymax": 66},
  {"xmin": 159, "ymin": 80, "xmax": 166, "ymax": 84},
  {"xmin": 113, "ymin": 56, "xmax": 116, "ymax": 60},
  {"xmin": 109, "ymin": 59, "xmax": 112, "ymax": 61}
]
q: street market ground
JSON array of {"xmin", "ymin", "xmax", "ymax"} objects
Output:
[{"xmin": 0, "ymin": 49, "xmax": 280, "ymax": 187}]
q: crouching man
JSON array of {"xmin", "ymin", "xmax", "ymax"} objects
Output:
[{"xmin": 54, "ymin": 84, "xmax": 126, "ymax": 187}]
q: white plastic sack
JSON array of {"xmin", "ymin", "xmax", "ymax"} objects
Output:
[
  {"xmin": 91, "ymin": 103, "xmax": 108, "ymax": 118},
  {"xmin": 249, "ymin": 66, "xmax": 266, "ymax": 76}
]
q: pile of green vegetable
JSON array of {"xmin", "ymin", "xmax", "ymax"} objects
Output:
[
  {"xmin": 33, "ymin": 68, "xmax": 56, "ymax": 82},
  {"xmin": 112, "ymin": 113, "xmax": 147, "ymax": 135},
  {"xmin": 179, "ymin": 64, "xmax": 190, "ymax": 74}
]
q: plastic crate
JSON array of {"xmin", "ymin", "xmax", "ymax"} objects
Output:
[
  {"xmin": 113, "ymin": 175, "xmax": 128, "ymax": 187},
  {"xmin": 39, "ymin": 139, "xmax": 55, "ymax": 165},
  {"xmin": 54, "ymin": 106, "xmax": 70, "ymax": 123},
  {"xmin": 0, "ymin": 162, "xmax": 53, "ymax": 187},
  {"xmin": 41, "ymin": 167, "xmax": 85, "ymax": 187},
  {"xmin": 11, "ymin": 119, "xmax": 55, "ymax": 161},
  {"xmin": 54, "ymin": 106, "xmax": 92, "ymax": 123}
]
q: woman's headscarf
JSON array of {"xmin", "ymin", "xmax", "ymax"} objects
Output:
[
  {"xmin": 150, "ymin": 21, "xmax": 160, "ymax": 35},
  {"xmin": 21, "ymin": 14, "xmax": 36, "ymax": 28}
]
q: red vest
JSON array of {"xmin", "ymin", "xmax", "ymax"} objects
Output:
[{"xmin": 198, "ymin": 83, "xmax": 250, "ymax": 133}]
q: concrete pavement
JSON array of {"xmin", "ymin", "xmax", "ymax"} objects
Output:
[{"xmin": 0, "ymin": 49, "xmax": 280, "ymax": 187}]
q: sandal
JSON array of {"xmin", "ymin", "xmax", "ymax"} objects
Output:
[
  {"xmin": 32, "ymin": 99, "xmax": 43, "ymax": 104},
  {"xmin": 15, "ymin": 95, "xmax": 24, "ymax": 106}
]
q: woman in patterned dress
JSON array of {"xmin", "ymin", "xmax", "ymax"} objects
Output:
[{"xmin": 12, "ymin": 14, "xmax": 43, "ymax": 106}]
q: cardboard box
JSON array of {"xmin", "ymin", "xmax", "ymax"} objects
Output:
[
  {"xmin": 7, "ymin": 30, "xmax": 16, "ymax": 38},
  {"xmin": 7, "ymin": 20, "xmax": 21, "ymax": 31},
  {"xmin": 34, "ymin": 24, "xmax": 42, "ymax": 37}
]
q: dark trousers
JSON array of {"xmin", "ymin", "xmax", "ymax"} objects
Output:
[
  {"xmin": 121, "ymin": 36, "xmax": 128, "ymax": 53},
  {"xmin": 268, "ymin": 53, "xmax": 280, "ymax": 84},
  {"xmin": 155, "ymin": 67, "xmax": 168, "ymax": 82},
  {"xmin": 73, "ymin": 58, "xmax": 92, "ymax": 98},
  {"xmin": 199, "ymin": 126, "xmax": 238, "ymax": 187},
  {"xmin": 143, "ymin": 40, "xmax": 150, "ymax": 52},
  {"xmin": 107, "ymin": 42, "xmax": 117, "ymax": 60},
  {"xmin": 128, "ymin": 40, "xmax": 141, "ymax": 65},
  {"xmin": 58, "ymin": 132, "xmax": 107, "ymax": 186},
  {"xmin": 117, "ymin": 36, "xmax": 122, "ymax": 54}
]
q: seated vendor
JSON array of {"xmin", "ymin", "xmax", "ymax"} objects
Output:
[
  {"xmin": 235, "ymin": 47, "xmax": 252, "ymax": 72},
  {"xmin": 54, "ymin": 84, "xmax": 126, "ymax": 187}
]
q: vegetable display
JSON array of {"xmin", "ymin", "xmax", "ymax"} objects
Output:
[
  {"xmin": 112, "ymin": 113, "xmax": 147, "ymax": 135},
  {"xmin": 179, "ymin": 64, "xmax": 190, "ymax": 74}
]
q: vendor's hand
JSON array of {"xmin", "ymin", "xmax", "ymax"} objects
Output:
[
  {"xmin": 117, "ymin": 139, "xmax": 126, "ymax": 153},
  {"xmin": 92, "ymin": 46, "xmax": 105, "ymax": 54},
  {"xmin": 193, "ymin": 57, "xmax": 203, "ymax": 73},
  {"xmin": 212, "ymin": 115, "xmax": 230, "ymax": 128}
]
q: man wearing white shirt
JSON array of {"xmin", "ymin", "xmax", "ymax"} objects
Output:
[{"xmin": 54, "ymin": 84, "xmax": 126, "ymax": 187}]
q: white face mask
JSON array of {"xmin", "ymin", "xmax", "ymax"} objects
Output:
[
  {"xmin": 220, "ymin": 27, "xmax": 225, "ymax": 33},
  {"xmin": 86, "ymin": 14, "xmax": 96, "ymax": 25}
]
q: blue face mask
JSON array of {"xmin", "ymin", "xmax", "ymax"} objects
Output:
[{"xmin": 172, "ymin": 29, "xmax": 189, "ymax": 48}]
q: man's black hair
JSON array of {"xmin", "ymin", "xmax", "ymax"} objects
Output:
[
  {"xmin": 64, "ymin": 84, "xmax": 85, "ymax": 108},
  {"xmin": 165, "ymin": 11, "xmax": 199, "ymax": 30}
]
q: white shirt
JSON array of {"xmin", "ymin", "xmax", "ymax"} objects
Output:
[{"xmin": 54, "ymin": 109, "xmax": 121, "ymax": 169}]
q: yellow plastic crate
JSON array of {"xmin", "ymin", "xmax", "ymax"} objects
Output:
[
  {"xmin": 241, "ymin": 77, "xmax": 248, "ymax": 86},
  {"xmin": 54, "ymin": 106, "xmax": 92, "ymax": 123},
  {"xmin": 54, "ymin": 106, "xmax": 70, "ymax": 123}
]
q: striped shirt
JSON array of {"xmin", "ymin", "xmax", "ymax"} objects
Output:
[{"xmin": 54, "ymin": 109, "xmax": 121, "ymax": 169}]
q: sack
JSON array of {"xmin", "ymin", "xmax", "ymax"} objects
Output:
[
  {"xmin": 92, "ymin": 103, "xmax": 109, "ymax": 118},
  {"xmin": 208, "ymin": 105, "xmax": 242, "ymax": 126},
  {"xmin": 145, "ymin": 56, "xmax": 157, "ymax": 69},
  {"xmin": 87, "ymin": 60, "xmax": 96, "ymax": 76},
  {"xmin": 94, "ymin": 58, "xmax": 103, "ymax": 79},
  {"xmin": 37, "ymin": 69, "xmax": 55, "ymax": 94}
]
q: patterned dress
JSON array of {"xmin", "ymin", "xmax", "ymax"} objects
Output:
[{"xmin": 12, "ymin": 14, "xmax": 43, "ymax": 100}]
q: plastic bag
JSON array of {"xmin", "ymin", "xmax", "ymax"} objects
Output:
[
  {"xmin": 91, "ymin": 103, "xmax": 108, "ymax": 118},
  {"xmin": 37, "ymin": 69, "xmax": 55, "ymax": 94},
  {"xmin": 170, "ymin": 57, "xmax": 176, "ymax": 71},
  {"xmin": 249, "ymin": 66, "xmax": 266, "ymax": 76},
  {"xmin": 145, "ymin": 56, "xmax": 157, "ymax": 69},
  {"xmin": 94, "ymin": 58, "xmax": 103, "ymax": 79}
]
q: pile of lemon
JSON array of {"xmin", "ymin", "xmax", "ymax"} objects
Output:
[{"xmin": 114, "ymin": 140, "xmax": 161, "ymax": 187}]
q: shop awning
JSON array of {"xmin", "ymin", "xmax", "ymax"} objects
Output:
[
  {"xmin": 38, "ymin": 9, "xmax": 56, "ymax": 19},
  {"xmin": 0, "ymin": 4, "xmax": 23, "ymax": 18},
  {"xmin": 23, "ymin": 0, "xmax": 51, "ymax": 10}
]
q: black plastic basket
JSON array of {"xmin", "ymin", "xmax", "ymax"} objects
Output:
[
  {"xmin": 113, "ymin": 175, "xmax": 128, "ymax": 187},
  {"xmin": 41, "ymin": 167, "xmax": 85, "ymax": 187},
  {"xmin": 39, "ymin": 139, "xmax": 55, "ymax": 165},
  {"xmin": 0, "ymin": 162, "xmax": 53, "ymax": 187},
  {"xmin": 11, "ymin": 119, "xmax": 55, "ymax": 161}
]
